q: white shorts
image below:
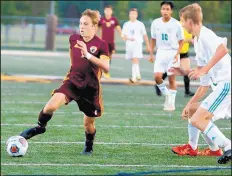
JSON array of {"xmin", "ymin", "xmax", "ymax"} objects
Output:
[
  {"xmin": 125, "ymin": 41, "xmax": 143, "ymax": 60},
  {"xmin": 154, "ymin": 49, "xmax": 180, "ymax": 75},
  {"xmin": 200, "ymin": 82, "xmax": 231, "ymax": 122}
]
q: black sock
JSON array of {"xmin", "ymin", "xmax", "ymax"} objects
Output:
[
  {"xmin": 162, "ymin": 72, "xmax": 168, "ymax": 80},
  {"xmin": 184, "ymin": 75, "xmax": 190, "ymax": 93},
  {"xmin": 85, "ymin": 130, "xmax": 96, "ymax": 150},
  {"xmin": 37, "ymin": 109, "xmax": 53, "ymax": 128}
]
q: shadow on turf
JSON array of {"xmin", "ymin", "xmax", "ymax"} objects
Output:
[{"xmin": 116, "ymin": 167, "xmax": 232, "ymax": 175}]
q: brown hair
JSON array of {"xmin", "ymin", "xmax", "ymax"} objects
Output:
[
  {"xmin": 82, "ymin": 9, "xmax": 101, "ymax": 25},
  {"xmin": 104, "ymin": 5, "xmax": 113, "ymax": 10},
  {"xmin": 130, "ymin": 8, "xmax": 138, "ymax": 12},
  {"xmin": 179, "ymin": 3, "xmax": 203, "ymax": 24}
]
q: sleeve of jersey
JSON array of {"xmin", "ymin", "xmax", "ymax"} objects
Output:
[
  {"xmin": 202, "ymin": 31, "xmax": 226, "ymax": 55},
  {"xmin": 142, "ymin": 23, "xmax": 147, "ymax": 35},
  {"xmin": 100, "ymin": 41, "xmax": 110, "ymax": 60},
  {"xmin": 177, "ymin": 23, "xmax": 184, "ymax": 41},
  {"xmin": 69, "ymin": 34, "xmax": 75, "ymax": 49},
  {"xmin": 150, "ymin": 21, "xmax": 156, "ymax": 39},
  {"xmin": 115, "ymin": 18, "xmax": 120, "ymax": 27}
]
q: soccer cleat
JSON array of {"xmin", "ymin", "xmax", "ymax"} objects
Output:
[
  {"xmin": 103, "ymin": 72, "xmax": 111, "ymax": 79},
  {"xmin": 198, "ymin": 148, "xmax": 223, "ymax": 156},
  {"xmin": 129, "ymin": 78, "xmax": 137, "ymax": 83},
  {"xmin": 20, "ymin": 126, "xmax": 46, "ymax": 140},
  {"xmin": 163, "ymin": 105, "xmax": 175, "ymax": 111},
  {"xmin": 136, "ymin": 76, "xmax": 142, "ymax": 81},
  {"xmin": 217, "ymin": 149, "xmax": 231, "ymax": 164},
  {"xmin": 185, "ymin": 91, "xmax": 195, "ymax": 97},
  {"xmin": 171, "ymin": 143, "xmax": 198, "ymax": 156}
]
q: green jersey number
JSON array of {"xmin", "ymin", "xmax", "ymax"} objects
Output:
[{"xmin": 162, "ymin": 33, "xmax": 168, "ymax": 41}]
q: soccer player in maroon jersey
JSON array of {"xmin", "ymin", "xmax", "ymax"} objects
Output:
[
  {"xmin": 20, "ymin": 9, "xmax": 110, "ymax": 155},
  {"xmin": 98, "ymin": 5, "xmax": 122, "ymax": 78}
]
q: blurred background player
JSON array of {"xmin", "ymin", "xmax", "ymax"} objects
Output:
[
  {"xmin": 150, "ymin": 1, "xmax": 184, "ymax": 111},
  {"xmin": 155, "ymin": 19, "xmax": 195, "ymax": 97},
  {"xmin": 175, "ymin": 3, "xmax": 231, "ymax": 164},
  {"xmin": 20, "ymin": 9, "xmax": 110, "ymax": 155},
  {"xmin": 98, "ymin": 5, "xmax": 122, "ymax": 78},
  {"xmin": 121, "ymin": 8, "xmax": 150, "ymax": 83}
]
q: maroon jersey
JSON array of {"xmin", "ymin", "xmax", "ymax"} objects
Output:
[
  {"xmin": 98, "ymin": 17, "xmax": 119, "ymax": 44},
  {"xmin": 67, "ymin": 34, "xmax": 109, "ymax": 89}
]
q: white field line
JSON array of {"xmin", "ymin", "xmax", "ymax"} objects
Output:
[
  {"xmin": 0, "ymin": 141, "xmax": 209, "ymax": 146},
  {"xmin": 1, "ymin": 123, "xmax": 230, "ymax": 130},
  {"xmin": 1, "ymin": 100, "xmax": 185, "ymax": 107},
  {"xmin": 1, "ymin": 163, "xmax": 231, "ymax": 168},
  {"xmin": 1, "ymin": 110, "xmax": 173, "ymax": 116}
]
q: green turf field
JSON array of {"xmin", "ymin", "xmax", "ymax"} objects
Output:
[
  {"xmin": 1, "ymin": 51, "xmax": 231, "ymax": 175},
  {"xmin": 1, "ymin": 81, "xmax": 231, "ymax": 175}
]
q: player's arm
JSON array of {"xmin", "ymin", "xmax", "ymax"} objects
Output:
[
  {"xmin": 69, "ymin": 48, "xmax": 73, "ymax": 66},
  {"xmin": 144, "ymin": 34, "xmax": 150, "ymax": 52},
  {"xmin": 149, "ymin": 21, "xmax": 156, "ymax": 63},
  {"xmin": 116, "ymin": 25, "xmax": 122, "ymax": 36},
  {"xmin": 76, "ymin": 40, "xmax": 110, "ymax": 72}
]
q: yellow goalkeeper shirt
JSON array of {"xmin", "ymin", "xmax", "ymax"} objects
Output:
[{"xmin": 180, "ymin": 22, "xmax": 192, "ymax": 54}]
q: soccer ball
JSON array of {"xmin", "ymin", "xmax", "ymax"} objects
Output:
[{"xmin": 6, "ymin": 136, "xmax": 28, "ymax": 157}]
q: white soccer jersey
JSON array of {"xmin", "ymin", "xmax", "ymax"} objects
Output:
[
  {"xmin": 200, "ymin": 70, "xmax": 217, "ymax": 91},
  {"xmin": 194, "ymin": 26, "xmax": 231, "ymax": 83},
  {"xmin": 122, "ymin": 20, "xmax": 147, "ymax": 43},
  {"xmin": 150, "ymin": 17, "xmax": 184, "ymax": 50}
]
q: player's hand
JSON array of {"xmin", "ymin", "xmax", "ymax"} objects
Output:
[
  {"xmin": 149, "ymin": 54, "xmax": 154, "ymax": 63},
  {"xmin": 188, "ymin": 67, "xmax": 208, "ymax": 80},
  {"xmin": 172, "ymin": 54, "xmax": 180, "ymax": 68},
  {"xmin": 76, "ymin": 40, "xmax": 88, "ymax": 56},
  {"xmin": 112, "ymin": 50, "xmax": 116, "ymax": 54},
  {"xmin": 181, "ymin": 107, "xmax": 189, "ymax": 120}
]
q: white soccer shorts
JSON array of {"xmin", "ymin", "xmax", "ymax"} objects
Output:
[
  {"xmin": 200, "ymin": 82, "xmax": 231, "ymax": 121},
  {"xmin": 154, "ymin": 49, "xmax": 180, "ymax": 75},
  {"xmin": 125, "ymin": 41, "xmax": 143, "ymax": 60}
]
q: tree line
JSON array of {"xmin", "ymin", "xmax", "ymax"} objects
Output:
[{"xmin": 1, "ymin": 1, "xmax": 231, "ymax": 24}]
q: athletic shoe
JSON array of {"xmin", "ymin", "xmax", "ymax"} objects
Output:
[
  {"xmin": 198, "ymin": 148, "xmax": 223, "ymax": 156},
  {"xmin": 129, "ymin": 78, "xmax": 137, "ymax": 83},
  {"xmin": 20, "ymin": 126, "xmax": 46, "ymax": 140},
  {"xmin": 218, "ymin": 149, "xmax": 231, "ymax": 164},
  {"xmin": 103, "ymin": 72, "xmax": 111, "ymax": 79},
  {"xmin": 185, "ymin": 91, "xmax": 195, "ymax": 97},
  {"xmin": 171, "ymin": 143, "xmax": 198, "ymax": 156}
]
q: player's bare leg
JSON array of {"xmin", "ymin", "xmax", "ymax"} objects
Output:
[
  {"xmin": 81, "ymin": 115, "xmax": 96, "ymax": 154},
  {"xmin": 130, "ymin": 58, "xmax": 141, "ymax": 83},
  {"xmin": 20, "ymin": 93, "xmax": 67, "ymax": 139},
  {"xmin": 172, "ymin": 102, "xmax": 223, "ymax": 156},
  {"xmin": 191, "ymin": 108, "xmax": 231, "ymax": 164},
  {"xmin": 155, "ymin": 72, "xmax": 171, "ymax": 110}
]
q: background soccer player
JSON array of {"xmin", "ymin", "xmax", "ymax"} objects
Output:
[
  {"xmin": 121, "ymin": 8, "xmax": 150, "ymax": 83},
  {"xmin": 155, "ymin": 20, "xmax": 195, "ymax": 97},
  {"xmin": 173, "ymin": 3, "xmax": 231, "ymax": 164},
  {"xmin": 150, "ymin": 1, "xmax": 184, "ymax": 111},
  {"xmin": 98, "ymin": 5, "xmax": 122, "ymax": 78},
  {"xmin": 20, "ymin": 9, "xmax": 110, "ymax": 155}
]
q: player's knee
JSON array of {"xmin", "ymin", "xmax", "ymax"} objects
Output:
[
  {"xmin": 43, "ymin": 103, "xmax": 58, "ymax": 114},
  {"xmin": 155, "ymin": 76, "xmax": 162, "ymax": 84},
  {"xmin": 190, "ymin": 116, "xmax": 198, "ymax": 127}
]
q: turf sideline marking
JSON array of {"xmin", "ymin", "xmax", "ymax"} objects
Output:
[
  {"xmin": 1, "ymin": 141, "xmax": 210, "ymax": 146},
  {"xmin": 1, "ymin": 163, "xmax": 230, "ymax": 168},
  {"xmin": 1, "ymin": 123, "xmax": 230, "ymax": 130}
]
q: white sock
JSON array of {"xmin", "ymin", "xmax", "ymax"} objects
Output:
[
  {"xmin": 157, "ymin": 82, "xmax": 169, "ymax": 96},
  {"xmin": 135, "ymin": 64, "xmax": 141, "ymax": 78},
  {"xmin": 132, "ymin": 64, "xmax": 137, "ymax": 80},
  {"xmin": 169, "ymin": 89, "xmax": 177, "ymax": 107},
  {"xmin": 203, "ymin": 121, "xmax": 231, "ymax": 151},
  {"xmin": 188, "ymin": 122, "xmax": 200, "ymax": 150},
  {"xmin": 201, "ymin": 133, "xmax": 219, "ymax": 151}
]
